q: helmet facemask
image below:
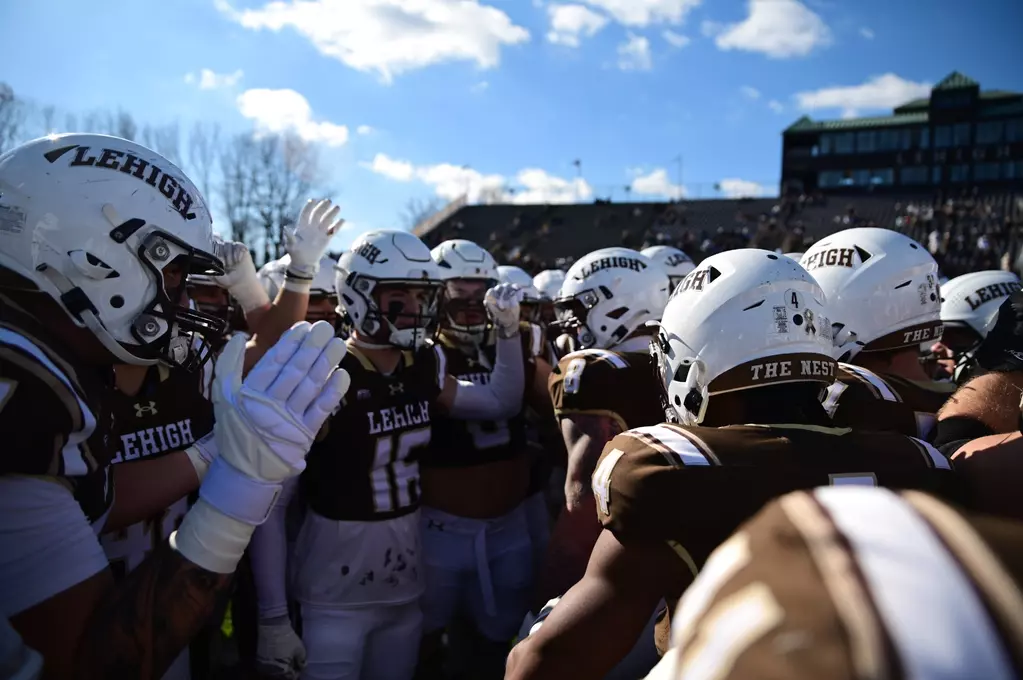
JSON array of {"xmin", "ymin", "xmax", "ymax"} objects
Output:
[{"xmin": 441, "ymin": 277, "xmax": 495, "ymax": 346}]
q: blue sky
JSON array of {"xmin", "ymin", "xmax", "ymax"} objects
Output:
[{"xmin": 1, "ymin": 0, "xmax": 1021, "ymax": 250}]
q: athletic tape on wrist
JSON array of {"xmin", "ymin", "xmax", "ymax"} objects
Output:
[
  {"xmin": 282, "ymin": 278, "xmax": 312, "ymax": 294},
  {"xmin": 199, "ymin": 457, "xmax": 282, "ymax": 526}
]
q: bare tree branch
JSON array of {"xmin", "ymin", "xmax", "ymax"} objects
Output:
[
  {"xmin": 116, "ymin": 110, "xmax": 138, "ymax": 141},
  {"xmin": 187, "ymin": 122, "xmax": 222, "ymax": 203},
  {"xmin": 402, "ymin": 197, "xmax": 444, "ymax": 231},
  {"xmin": 0, "ymin": 82, "xmax": 27, "ymax": 154},
  {"xmin": 217, "ymin": 133, "xmax": 259, "ymax": 248}
]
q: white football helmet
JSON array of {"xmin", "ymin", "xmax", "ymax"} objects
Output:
[
  {"xmin": 800, "ymin": 228, "xmax": 942, "ymax": 361},
  {"xmin": 259, "ymin": 254, "xmax": 338, "ymax": 323},
  {"xmin": 783, "ymin": 251, "xmax": 805, "ymax": 261},
  {"xmin": 0, "ymin": 134, "xmax": 224, "ymax": 369},
  {"xmin": 642, "ymin": 245, "xmax": 696, "ymax": 291},
  {"xmin": 186, "ymin": 272, "xmax": 234, "ymax": 322},
  {"xmin": 553, "ymin": 247, "xmax": 670, "ymax": 350},
  {"xmin": 497, "ymin": 265, "xmax": 542, "ymax": 323},
  {"xmin": 335, "ymin": 230, "xmax": 443, "ymax": 350},
  {"xmin": 653, "ymin": 249, "xmax": 836, "ymax": 425},
  {"xmin": 533, "ymin": 269, "xmax": 566, "ymax": 301},
  {"xmin": 430, "ymin": 239, "xmax": 499, "ymax": 345},
  {"xmin": 939, "ymin": 270, "xmax": 1020, "ymax": 354}
]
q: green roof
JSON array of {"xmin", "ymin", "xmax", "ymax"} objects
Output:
[
  {"xmin": 784, "ymin": 71, "xmax": 1022, "ymax": 135},
  {"xmin": 784, "ymin": 111, "xmax": 928, "ymax": 133},
  {"xmin": 934, "ymin": 71, "xmax": 979, "ymax": 90}
]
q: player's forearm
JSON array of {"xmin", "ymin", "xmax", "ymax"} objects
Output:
[
  {"xmin": 103, "ymin": 451, "xmax": 199, "ymax": 533},
  {"xmin": 244, "ymin": 288, "xmax": 311, "ymax": 373},
  {"xmin": 563, "ymin": 416, "xmax": 621, "ymax": 512},
  {"xmin": 73, "ymin": 540, "xmax": 232, "ymax": 680},
  {"xmin": 249, "ymin": 478, "xmax": 297, "ymax": 620},
  {"xmin": 449, "ymin": 334, "xmax": 525, "ymax": 420},
  {"xmin": 937, "ymin": 372, "xmax": 1023, "ymax": 439}
]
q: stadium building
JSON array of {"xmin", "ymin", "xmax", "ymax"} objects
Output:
[{"xmin": 781, "ymin": 72, "xmax": 1023, "ymax": 194}]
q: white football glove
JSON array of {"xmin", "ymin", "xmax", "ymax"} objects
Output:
[
  {"xmin": 256, "ymin": 618, "xmax": 306, "ymax": 680},
  {"xmin": 172, "ymin": 321, "xmax": 350, "ymax": 573},
  {"xmin": 213, "ymin": 237, "xmax": 270, "ymax": 313},
  {"xmin": 485, "ymin": 282, "xmax": 523, "ymax": 339},
  {"xmin": 285, "ymin": 199, "xmax": 345, "ymax": 280}
]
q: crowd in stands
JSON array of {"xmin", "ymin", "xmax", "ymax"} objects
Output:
[{"xmin": 420, "ymin": 188, "xmax": 1023, "ymax": 278}]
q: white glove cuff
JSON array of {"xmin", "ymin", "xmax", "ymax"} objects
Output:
[
  {"xmin": 282, "ymin": 277, "xmax": 313, "ymax": 294},
  {"xmin": 286, "ymin": 264, "xmax": 319, "ymax": 280},
  {"xmin": 230, "ymin": 274, "xmax": 272, "ymax": 313},
  {"xmin": 199, "ymin": 457, "xmax": 282, "ymax": 526},
  {"xmin": 184, "ymin": 432, "xmax": 218, "ymax": 481},
  {"xmin": 171, "ymin": 499, "xmax": 255, "ymax": 573}
]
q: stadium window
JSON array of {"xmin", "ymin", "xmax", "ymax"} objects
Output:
[
  {"xmin": 974, "ymin": 163, "xmax": 1000, "ymax": 181},
  {"xmin": 953, "ymin": 123, "xmax": 971, "ymax": 146},
  {"xmin": 932, "ymin": 166, "xmax": 943, "ymax": 183},
  {"xmin": 976, "ymin": 121, "xmax": 1004, "ymax": 145},
  {"xmin": 819, "ymin": 134, "xmax": 834, "ymax": 155},
  {"xmin": 871, "ymin": 168, "xmax": 894, "ymax": 185},
  {"xmin": 934, "ymin": 126, "xmax": 952, "ymax": 148},
  {"xmin": 949, "ymin": 164, "xmax": 970, "ymax": 183},
  {"xmin": 856, "ymin": 131, "xmax": 877, "ymax": 152},
  {"xmin": 918, "ymin": 127, "xmax": 930, "ymax": 149},
  {"xmin": 877, "ymin": 130, "xmax": 898, "ymax": 150},
  {"xmin": 1006, "ymin": 119, "xmax": 1023, "ymax": 142},
  {"xmin": 1006, "ymin": 161, "xmax": 1023, "ymax": 180},
  {"xmin": 818, "ymin": 170, "xmax": 844, "ymax": 187},
  {"xmin": 900, "ymin": 166, "xmax": 928, "ymax": 185},
  {"xmin": 853, "ymin": 169, "xmax": 871, "ymax": 186},
  {"xmin": 834, "ymin": 133, "xmax": 855, "ymax": 154}
]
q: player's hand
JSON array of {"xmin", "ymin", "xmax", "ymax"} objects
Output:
[
  {"xmin": 212, "ymin": 237, "xmax": 269, "ymax": 313},
  {"xmin": 485, "ymin": 282, "xmax": 523, "ymax": 339},
  {"xmin": 285, "ymin": 199, "xmax": 344, "ymax": 280},
  {"xmin": 256, "ymin": 618, "xmax": 306, "ymax": 680},
  {"xmin": 965, "ymin": 287, "xmax": 1023, "ymax": 378},
  {"xmin": 213, "ymin": 320, "xmax": 350, "ymax": 483}
]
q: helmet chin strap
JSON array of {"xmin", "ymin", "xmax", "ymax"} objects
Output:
[{"xmin": 349, "ymin": 333, "xmax": 392, "ymax": 351}]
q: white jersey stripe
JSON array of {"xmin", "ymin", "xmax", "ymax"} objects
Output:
[
  {"xmin": 433, "ymin": 343, "xmax": 447, "ymax": 390},
  {"xmin": 909, "ymin": 437, "xmax": 952, "ymax": 470},
  {"xmin": 0, "ymin": 329, "xmax": 97, "ymax": 477},
  {"xmin": 564, "ymin": 348, "xmax": 629, "ymax": 368},
  {"xmin": 816, "ymin": 487, "xmax": 1016, "ymax": 680},
  {"xmin": 630, "ymin": 425, "xmax": 711, "ymax": 467},
  {"xmin": 840, "ymin": 363, "xmax": 900, "ymax": 402}
]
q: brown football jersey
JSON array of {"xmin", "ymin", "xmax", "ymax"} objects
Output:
[
  {"xmin": 549, "ymin": 348, "xmax": 664, "ymax": 433},
  {"xmin": 102, "ymin": 364, "xmax": 214, "ymax": 579},
  {"xmin": 302, "ymin": 342, "xmax": 444, "ymax": 522},
  {"xmin": 0, "ymin": 298, "xmax": 114, "ymax": 525},
  {"xmin": 824, "ymin": 363, "xmax": 956, "ymax": 441},
  {"xmin": 653, "ymin": 488, "xmax": 1023, "ymax": 680}
]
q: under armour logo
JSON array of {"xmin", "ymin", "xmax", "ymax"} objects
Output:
[
  {"xmin": 134, "ymin": 401, "xmax": 158, "ymax": 417},
  {"xmin": 389, "ymin": 383, "xmax": 405, "ymax": 396}
]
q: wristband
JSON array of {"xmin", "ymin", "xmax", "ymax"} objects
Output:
[
  {"xmin": 230, "ymin": 275, "xmax": 272, "ymax": 313},
  {"xmin": 282, "ymin": 277, "xmax": 312, "ymax": 294},
  {"xmin": 199, "ymin": 456, "xmax": 282, "ymax": 526}
]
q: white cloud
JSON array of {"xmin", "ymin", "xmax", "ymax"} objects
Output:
[
  {"xmin": 704, "ymin": 0, "xmax": 831, "ymax": 58},
  {"xmin": 740, "ymin": 85, "xmax": 761, "ymax": 100},
  {"xmin": 236, "ymin": 88, "xmax": 350, "ymax": 146},
  {"xmin": 631, "ymin": 168, "xmax": 684, "ymax": 199},
  {"xmin": 718, "ymin": 178, "xmax": 767, "ymax": 198},
  {"xmin": 859, "ymin": 27, "xmax": 874, "ymax": 40},
  {"xmin": 768, "ymin": 99, "xmax": 784, "ymax": 113},
  {"xmin": 364, "ymin": 153, "xmax": 592, "ymax": 204},
  {"xmin": 356, "ymin": 124, "xmax": 374, "ymax": 135},
  {"xmin": 216, "ymin": 0, "xmax": 530, "ymax": 84},
  {"xmin": 581, "ymin": 0, "xmax": 701, "ymax": 27},
  {"xmin": 471, "ymin": 80, "xmax": 490, "ymax": 93},
  {"xmin": 795, "ymin": 73, "xmax": 932, "ymax": 118},
  {"xmin": 662, "ymin": 30, "xmax": 690, "ymax": 48},
  {"xmin": 617, "ymin": 33, "xmax": 652, "ymax": 71},
  {"xmin": 547, "ymin": 4, "xmax": 609, "ymax": 47},
  {"xmin": 184, "ymin": 68, "xmax": 244, "ymax": 90}
]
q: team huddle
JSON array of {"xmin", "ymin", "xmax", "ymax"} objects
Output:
[{"xmin": 1, "ymin": 133, "xmax": 1023, "ymax": 680}]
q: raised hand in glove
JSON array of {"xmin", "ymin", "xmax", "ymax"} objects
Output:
[
  {"xmin": 172, "ymin": 320, "xmax": 350, "ymax": 573},
  {"xmin": 965, "ymin": 286, "xmax": 1023, "ymax": 377},
  {"xmin": 256, "ymin": 617, "xmax": 306, "ymax": 680},
  {"xmin": 484, "ymin": 283, "xmax": 523, "ymax": 339},
  {"xmin": 285, "ymin": 199, "xmax": 345, "ymax": 280},
  {"xmin": 213, "ymin": 237, "xmax": 270, "ymax": 313}
]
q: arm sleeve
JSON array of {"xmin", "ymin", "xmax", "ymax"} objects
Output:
[
  {"xmin": 0, "ymin": 475, "xmax": 109, "ymax": 617},
  {"xmin": 447, "ymin": 333, "xmax": 525, "ymax": 420},
  {"xmin": 248, "ymin": 476, "xmax": 299, "ymax": 621}
]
